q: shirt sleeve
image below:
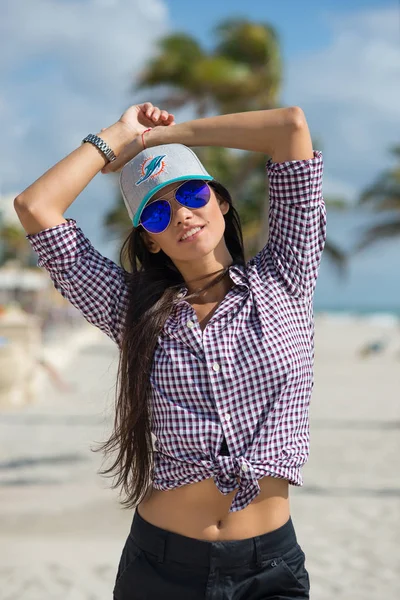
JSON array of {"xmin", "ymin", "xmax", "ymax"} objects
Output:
[
  {"xmin": 27, "ymin": 219, "xmax": 129, "ymax": 346},
  {"xmin": 255, "ymin": 150, "xmax": 327, "ymax": 298}
]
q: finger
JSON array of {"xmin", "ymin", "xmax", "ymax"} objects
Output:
[
  {"xmin": 139, "ymin": 102, "xmax": 153, "ymax": 118},
  {"xmin": 156, "ymin": 112, "xmax": 173, "ymax": 127},
  {"xmin": 140, "ymin": 102, "xmax": 153, "ymax": 112},
  {"xmin": 146, "ymin": 104, "xmax": 155, "ymax": 118},
  {"xmin": 162, "ymin": 115, "xmax": 175, "ymax": 126},
  {"xmin": 152, "ymin": 107, "xmax": 161, "ymax": 122}
]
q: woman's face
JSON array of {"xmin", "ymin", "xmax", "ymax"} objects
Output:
[{"xmin": 139, "ymin": 181, "xmax": 230, "ymax": 264}]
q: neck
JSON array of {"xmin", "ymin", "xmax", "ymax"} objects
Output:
[
  {"xmin": 188, "ymin": 270, "xmax": 233, "ymax": 304},
  {"xmin": 174, "ymin": 248, "xmax": 234, "ymax": 302}
]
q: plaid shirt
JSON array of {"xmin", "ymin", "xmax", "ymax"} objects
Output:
[{"xmin": 28, "ymin": 150, "xmax": 326, "ymax": 513}]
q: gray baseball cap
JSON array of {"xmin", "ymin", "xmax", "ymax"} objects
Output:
[{"xmin": 120, "ymin": 143, "xmax": 214, "ymax": 227}]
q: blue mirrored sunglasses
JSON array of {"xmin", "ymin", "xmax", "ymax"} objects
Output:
[{"xmin": 139, "ymin": 179, "xmax": 211, "ymax": 234}]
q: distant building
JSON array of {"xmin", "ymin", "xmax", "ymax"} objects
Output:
[{"xmin": 0, "ymin": 266, "xmax": 50, "ymax": 314}]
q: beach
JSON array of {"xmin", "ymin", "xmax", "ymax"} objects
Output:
[{"xmin": 0, "ymin": 314, "xmax": 399, "ymax": 599}]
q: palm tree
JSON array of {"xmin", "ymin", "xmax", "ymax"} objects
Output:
[
  {"xmin": 135, "ymin": 19, "xmax": 281, "ymax": 251},
  {"xmin": 354, "ymin": 145, "xmax": 400, "ymax": 253},
  {"xmin": 137, "ymin": 20, "xmax": 281, "ymax": 117},
  {"xmin": 105, "ymin": 18, "xmax": 346, "ymax": 269},
  {"xmin": 0, "ymin": 224, "xmax": 33, "ymax": 267}
]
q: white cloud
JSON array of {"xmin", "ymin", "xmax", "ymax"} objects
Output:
[
  {"xmin": 283, "ymin": 5, "xmax": 399, "ymax": 204},
  {"xmin": 1, "ymin": 0, "xmax": 168, "ymax": 91},
  {"xmin": 322, "ymin": 175, "xmax": 358, "ymax": 203},
  {"xmin": 0, "ymin": 0, "xmax": 169, "ymax": 249},
  {"xmin": 0, "ymin": 194, "xmax": 24, "ymax": 227}
]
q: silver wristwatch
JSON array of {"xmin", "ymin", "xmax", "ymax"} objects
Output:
[{"xmin": 82, "ymin": 133, "xmax": 117, "ymax": 162}]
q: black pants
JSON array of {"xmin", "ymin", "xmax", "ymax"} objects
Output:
[{"xmin": 113, "ymin": 510, "xmax": 310, "ymax": 599}]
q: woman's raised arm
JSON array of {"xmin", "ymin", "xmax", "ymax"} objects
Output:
[
  {"xmin": 102, "ymin": 106, "xmax": 314, "ymax": 175},
  {"xmin": 14, "ymin": 103, "xmax": 175, "ymax": 235}
]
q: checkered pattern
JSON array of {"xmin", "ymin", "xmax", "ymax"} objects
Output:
[{"xmin": 28, "ymin": 150, "xmax": 326, "ymax": 513}]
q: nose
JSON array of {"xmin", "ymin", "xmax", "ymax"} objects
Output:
[{"xmin": 170, "ymin": 197, "xmax": 195, "ymax": 225}]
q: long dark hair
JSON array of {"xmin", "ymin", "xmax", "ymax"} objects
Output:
[{"xmin": 97, "ymin": 181, "xmax": 245, "ymax": 508}]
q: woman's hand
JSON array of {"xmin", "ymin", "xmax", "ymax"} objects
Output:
[
  {"xmin": 120, "ymin": 102, "xmax": 175, "ymax": 136},
  {"xmin": 102, "ymin": 102, "xmax": 175, "ymax": 173}
]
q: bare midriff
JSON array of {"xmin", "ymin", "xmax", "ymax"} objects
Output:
[{"xmin": 137, "ymin": 475, "xmax": 290, "ymax": 541}]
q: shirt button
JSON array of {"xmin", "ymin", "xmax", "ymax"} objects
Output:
[
  {"xmin": 186, "ymin": 320, "xmax": 195, "ymax": 328},
  {"xmin": 241, "ymin": 463, "xmax": 248, "ymax": 472},
  {"xmin": 212, "ymin": 362, "xmax": 220, "ymax": 372},
  {"xmin": 225, "ymin": 413, "xmax": 231, "ymax": 422}
]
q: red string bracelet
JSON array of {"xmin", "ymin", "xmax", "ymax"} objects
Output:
[{"xmin": 141, "ymin": 128, "xmax": 152, "ymax": 150}]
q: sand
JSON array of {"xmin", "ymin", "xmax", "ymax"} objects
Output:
[{"xmin": 0, "ymin": 314, "xmax": 399, "ymax": 599}]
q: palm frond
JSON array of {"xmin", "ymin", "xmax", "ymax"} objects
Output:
[
  {"xmin": 359, "ymin": 171, "xmax": 400, "ymax": 211},
  {"xmin": 214, "ymin": 19, "xmax": 280, "ymax": 67},
  {"xmin": 357, "ymin": 141, "xmax": 400, "ymax": 211},
  {"xmin": 137, "ymin": 34, "xmax": 204, "ymax": 89},
  {"xmin": 323, "ymin": 239, "xmax": 349, "ymax": 278},
  {"xmin": 353, "ymin": 218, "xmax": 400, "ymax": 254}
]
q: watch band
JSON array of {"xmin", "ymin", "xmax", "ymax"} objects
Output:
[{"xmin": 82, "ymin": 134, "xmax": 117, "ymax": 162}]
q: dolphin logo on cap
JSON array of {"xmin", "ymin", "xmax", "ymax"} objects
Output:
[{"xmin": 136, "ymin": 155, "xmax": 166, "ymax": 185}]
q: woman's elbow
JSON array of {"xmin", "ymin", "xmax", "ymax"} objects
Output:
[
  {"xmin": 14, "ymin": 194, "xmax": 29, "ymax": 216},
  {"xmin": 287, "ymin": 106, "xmax": 307, "ymax": 129}
]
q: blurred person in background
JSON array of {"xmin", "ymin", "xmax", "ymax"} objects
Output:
[
  {"xmin": 14, "ymin": 101, "xmax": 326, "ymax": 599},
  {"xmin": 36, "ymin": 354, "xmax": 74, "ymax": 393}
]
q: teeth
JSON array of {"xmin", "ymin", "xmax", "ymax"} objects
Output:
[{"xmin": 181, "ymin": 226, "xmax": 202, "ymax": 241}]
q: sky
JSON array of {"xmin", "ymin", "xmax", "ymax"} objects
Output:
[{"xmin": 1, "ymin": 0, "xmax": 399, "ymax": 311}]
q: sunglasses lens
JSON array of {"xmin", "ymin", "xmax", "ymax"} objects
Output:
[
  {"xmin": 175, "ymin": 180, "xmax": 210, "ymax": 208},
  {"xmin": 140, "ymin": 199, "xmax": 171, "ymax": 234}
]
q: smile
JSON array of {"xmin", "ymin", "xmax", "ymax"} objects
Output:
[{"xmin": 179, "ymin": 226, "xmax": 205, "ymax": 242}]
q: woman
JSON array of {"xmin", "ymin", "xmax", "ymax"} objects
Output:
[{"xmin": 15, "ymin": 102, "xmax": 326, "ymax": 599}]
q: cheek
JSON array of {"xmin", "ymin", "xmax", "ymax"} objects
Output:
[
  {"xmin": 157, "ymin": 234, "xmax": 176, "ymax": 253},
  {"xmin": 204, "ymin": 200, "xmax": 224, "ymax": 222},
  {"xmin": 208, "ymin": 206, "xmax": 227, "ymax": 231}
]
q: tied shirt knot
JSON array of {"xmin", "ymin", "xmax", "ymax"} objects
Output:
[{"xmin": 213, "ymin": 455, "xmax": 260, "ymax": 502}]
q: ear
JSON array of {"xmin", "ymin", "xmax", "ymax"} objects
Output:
[
  {"xmin": 140, "ymin": 230, "xmax": 161, "ymax": 254},
  {"xmin": 219, "ymin": 199, "xmax": 230, "ymax": 216}
]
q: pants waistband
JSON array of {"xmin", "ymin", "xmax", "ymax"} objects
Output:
[{"xmin": 130, "ymin": 510, "xmax": 297, "ymax": 569}]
